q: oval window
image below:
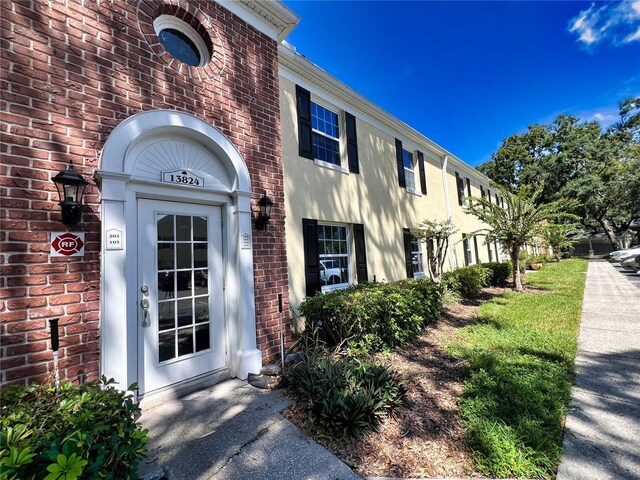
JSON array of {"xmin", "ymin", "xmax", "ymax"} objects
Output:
[
  {"xmin": 158, "ymin": 28, "xmax": 201, "ymax": 66},
  {"xmin": 153, "ymin": 15, "xmax": 210, "ymax": 68}
]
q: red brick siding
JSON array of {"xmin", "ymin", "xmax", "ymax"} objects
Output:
[{"xmin": 1, "ymin": 0, "xmax": 290, "ymax": 386}]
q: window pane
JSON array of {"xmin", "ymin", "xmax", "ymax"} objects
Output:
[
  {"xmin": 194, "ymin": 296, "xmax": 209, "ymax": 323},
  {"xmin": 177, "ymin": 298, "xmax": 193, "ymax": 327},
  {"xmin": 312, "ymin": 133, "xmax": 340, "ymax": 165},
  {"xmin": 195, "ymin": 324, "xmax": 210, "ymax": 352},
  {"xmin": 176, "ymin": 215, "xmax": 191, "ymax": 241},
  {"xmin": 176, "ymin": 271, "xmax": 191, "ymax": 298},
  {"xmin": 157, "ymin": 215, "xmax": 174, "ymax": 241},
  {"xmin": 177, "ymin": 327, "xmax": 194, "ymax": 357},
  {"xmin": 158, "ymin": 272, "xmax": 174, "ymax": 297},
  {"xmin": 158, "ymin": 244, "xmax": 174, "ymax": 270},
  {"xmin": 193, "ymin": 270, "xmax": 208, "ymax": 296},
  {"xmin": 159, "ymin": 331, "xmax": 175, "ymax": 362},
  {"xmin": 193, "ymin": 216, "xmax": 207, "ymax": 241},
  {"xmin": 177, "ymin": 243, "xmax": 192, "ymax": 269},
  {"xmin": 158, "ymin": 300, "xmax": 175, "ymax": 331},
  {"xmin": 193, "ymin": 244, "xmax": 207, "ymax": 268}
]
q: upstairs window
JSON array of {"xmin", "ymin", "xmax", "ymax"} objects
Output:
[
  {"xmin": 296, "ymin": 85, "xmax": 360, "ymax": 173},
  {"xmin": 403, "ymin": 149, "xmax": 417, "ymax": 192},
  {"xmin": 455, "ymin": 172, "xmax": 465, "ymax": 206},
  {"xmin": 395, "ymin": 139, "xmax": 427, "ymax": 195},
  {"xmin": 312, "ymin": 103, "xmax": 341, "ymax": 166}
]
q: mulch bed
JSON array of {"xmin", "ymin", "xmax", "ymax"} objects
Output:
[{"xmin": 283, "ymin": 286, "xmax": 516, "ymax": 478}]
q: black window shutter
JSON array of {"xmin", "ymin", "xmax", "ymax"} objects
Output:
[
  {"xmin": 296, "ymin": 85, "xmax": 313, "ymax": 160},
  {"xmin": 473, "ymin": 236, "xmax": 480, "ymax": 265},
  {"xmin": 466, "ymin": 178, "xmax": 471, "ymax": 197},
  {"xmin": 488, "ymin": 191, "xmax": 492, "ymax": 204},
  {"xmin": 417, "ymin": 150, "xmax": 427, "ymax": 195},
  {"xmin": 345, "ymin": 112, "xmax": 359, "ymax": 174},
  {"xmin": 403, "ymin": 228, "xmax": 413, "ymax": 278},
  {"xmin": 353, "ymin": 223, "xmax": 368, "ymax": 283},
  {"xmin": 302, "ymin": 218, "xmax": 320, "ymax": 296},
  {"xmin": 455, "ymin": 172, "xmax": 464, "ymax": 206},
  {"xmin": 395, "ymin": 138, "xmax": 406, "ymax": 188},
  {"xmin": 480, "ymin": 186, "xmax": 485, "ymax": 199},
  {"xmin": 487, "ymin": 242, "xmax": 493, "ymax": 262}
]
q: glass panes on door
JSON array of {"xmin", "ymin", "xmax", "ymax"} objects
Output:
[{"xmin": 156, "ymin": 214, "xmax": 211, "ymax": 362}]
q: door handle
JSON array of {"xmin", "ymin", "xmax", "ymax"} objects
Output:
[{"xmin": 140, "ymin": 298, "xmax": 150, "ymax": 327}]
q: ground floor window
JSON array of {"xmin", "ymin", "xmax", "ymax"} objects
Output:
[
  {"xmin": 463, "ymin": 234, "xmax": 473, "ymax": 266},
  {"xmin": 318, "ymin": 224, "xmax": 350, "ymax": 291},
  {"xmin": 410, "ymin": 237, "xmax": 425, "ymax": 278}
]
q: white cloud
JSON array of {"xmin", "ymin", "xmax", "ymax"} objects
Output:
[
  {"xmin": 578, "ymin": 107, "xmax": 619, "ymax": 128},
  {"xmin": 568, "ymin": 0, "xmax": 640, "ymax": 47}
]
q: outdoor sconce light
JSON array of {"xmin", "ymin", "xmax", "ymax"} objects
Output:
[
  {"xmin": 52, "ymin": 162, "xmax": 88, "ymax": 227},
  {"xmin": 256, "ymin": 194, "xmax": 273, "ymax": 230}
]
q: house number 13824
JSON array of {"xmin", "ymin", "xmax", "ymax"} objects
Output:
[{"xmin": 161, "ymin": 170, "xmax": 204, "ymax": 188}]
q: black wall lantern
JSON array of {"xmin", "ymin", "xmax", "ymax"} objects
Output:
[
  {"xmin": 256, "ymin": 194, "xmax": 273, "ymax": 230},
  {"xmin": 52, "ymin": 162, "xmax": 88, "ymax": 226}
]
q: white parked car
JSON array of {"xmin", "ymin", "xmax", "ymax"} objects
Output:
[
  {"xmin": 610, "ymin": 247, "xmax": 640, "ymax": 262},
  {"xmin": 320, "ymin": 259, "xmax": 343, "ymax": 285},
  {"xmin": 620, "ymin": 253, "xmax": 640, "ymax": 272}
]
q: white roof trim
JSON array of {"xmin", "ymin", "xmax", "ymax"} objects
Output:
[
  {"xmin": 218, "ymin": 0, "xmax": 299, "ymax": 42},
  {"xmin": 278, "ymin": 42, "xmax": 492, "ymax": 184}
]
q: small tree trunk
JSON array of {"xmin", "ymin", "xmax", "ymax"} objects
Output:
[{"xmin": 511, "ymin": 250, "xmax": 523, "ymax": 292}]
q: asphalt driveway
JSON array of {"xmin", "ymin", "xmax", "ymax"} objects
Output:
[{"xmin": 612, "ymin": 263, "xmax": 640, "ymax": 289}]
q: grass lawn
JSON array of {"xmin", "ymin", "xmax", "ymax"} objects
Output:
[{"xmin": 447, "ymin": 258, "xmax": 588, "ymax": 479}]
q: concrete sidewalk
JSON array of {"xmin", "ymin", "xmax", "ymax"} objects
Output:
[
  {"xmin": 557, "ymin": 259, "xmax": 640, "ymax": 480},
  {"xmin": 138, "ymin": 378, "xmax": 362, "ymax": 480}
]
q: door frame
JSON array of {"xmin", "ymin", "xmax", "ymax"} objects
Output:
[{"xmin": 97, "ymin": 110, "xmax": 262, "ymax": 397}]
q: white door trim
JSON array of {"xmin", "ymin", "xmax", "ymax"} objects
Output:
[{"xmin": 98, "ymin": 110, "xmax": 262, "ymax": 394}]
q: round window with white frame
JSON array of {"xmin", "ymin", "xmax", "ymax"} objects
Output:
[{"xmin": 153, "ymin": 15, "xmax": 211, "ymax": 67}]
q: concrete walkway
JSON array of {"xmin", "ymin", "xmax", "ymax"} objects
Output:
[
  {"xmin": 557, "ymin": 259, "xmax": 640, "ymax": 480},
  {"xmin": 138, "ymin": 378, "xmax": 362, "ymax": 480}
]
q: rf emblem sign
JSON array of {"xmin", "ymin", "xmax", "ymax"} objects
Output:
[{"xmin": 51, "ymin": 232, "xmax": 85, "ymax": 257}]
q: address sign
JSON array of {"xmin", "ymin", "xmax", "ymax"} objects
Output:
[{"xmin": 161, "ymin": 170, "xmax": 204, "ymax": 188}]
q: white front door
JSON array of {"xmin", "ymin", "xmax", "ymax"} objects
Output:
[{"xmin": 137, "ymin": 199, "xmax": 226, "ymax": 394}]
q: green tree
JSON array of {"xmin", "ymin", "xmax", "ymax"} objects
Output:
[
  {"xmin": 541, "ymin": 223, "xmax": 580, "ymax": 261},
  {"xmin": 477, "ymin": 97, "xmax": 640, "ymax": 248},
  {"xmin": 466, "ymin": 184, "xmax": 576, "ymax": 291},
  {"xmin": 412, "ymin": 219, "xmax": 458, "ymax": 283}
]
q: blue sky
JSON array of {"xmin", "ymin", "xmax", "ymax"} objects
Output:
[{"xmin": 282, "ymin": 1, "xmax": 640, "ymax": 167}]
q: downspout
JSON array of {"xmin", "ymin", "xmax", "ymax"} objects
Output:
[{"xmin": 441, "ymin": 155, "xmax": 457, "ymax": 269}]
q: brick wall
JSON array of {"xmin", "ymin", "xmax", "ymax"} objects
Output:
[{"xmin": 0, "ymin": 0, "xmax": 290, "ymax": 386}]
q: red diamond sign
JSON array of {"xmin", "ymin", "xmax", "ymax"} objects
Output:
[{"xmin": 51, "ymin": 232, "xmax": 85, "ymax": 257}]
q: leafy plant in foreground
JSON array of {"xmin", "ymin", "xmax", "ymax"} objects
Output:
[{"xmin": 0, "ymin": 377, "xmax": 149, "ymax": 480}]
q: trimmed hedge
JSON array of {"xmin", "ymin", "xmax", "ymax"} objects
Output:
[
  {"xmin": 288, "ymin": 356, "xmax": 407, "ymax": 438},
  {"xmin": 299, "ymin": 278, "xmax": 442, "ymax": 355},
  {"xmin": 478, "ymin": 262, "xmax": 512, "ymax": 287},
  {"xmin": 442, "ymin": 265, "xmax": 489, "ymax": 299},
  {"xmin": 0, "ymin": 377, "xmax": 149, "ymax": 480}
]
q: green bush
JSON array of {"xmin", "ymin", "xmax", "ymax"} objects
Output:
[
  {"xmin": 299, "ymin": 278, "xmax": 442, "ymax": 355},
  {"xmin": 478, "ymin": 262, "xmax": 512, "ymax": 287},
  {"xmin": 0, "ymin": 377, "xmax": 149, "ymax": 480},
  {"xmin": 441, "ymin": 265, "xmax": 489, "ymax": 299},
  {"xmin": 288, "ymin": 356, "xmax": 407, "ymax": 438}
]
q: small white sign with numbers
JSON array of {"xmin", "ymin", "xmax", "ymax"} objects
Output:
[
  {"xmin": 162, "ymin": 170, "xmax": 204, "ymax": 188},
  {"xmin": 106, "ymin": 229, "xmax": 123, "ymax": 250}
]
